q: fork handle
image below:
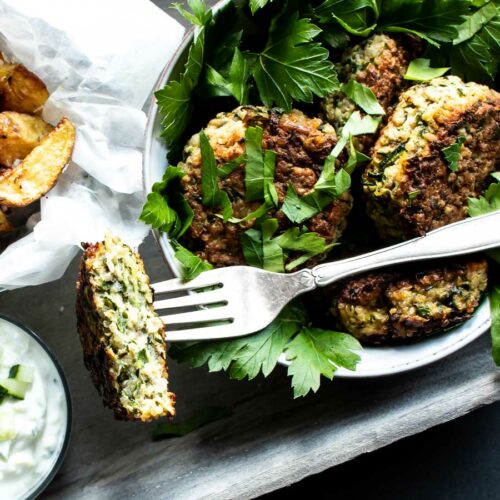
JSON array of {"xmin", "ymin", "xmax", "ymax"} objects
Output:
[{"xmin": 312, "ymin": 211, "xmax": 500, "ymax": 288}]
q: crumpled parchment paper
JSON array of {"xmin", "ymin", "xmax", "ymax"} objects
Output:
[{"xmin": 0, "ymin": 0, "xmax": 184, "ymax": 289}]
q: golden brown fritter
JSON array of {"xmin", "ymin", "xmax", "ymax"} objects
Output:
[
  {"xmin": 314, "ymin": 259, "xmax": 488, "ymax": 345},
  {"xmin": 322, "ymin": 34, "xmax": 420, "ymax": 150},
  {"xmin": 76, "ymin": 235, "xmax": 175, "ymax": 422},
  {"xmin": 363, "ymin": 76, "xmax": 500, "ymax": 241},
  {"xmin": 179, "ymin": 106, "xmax": 353, "ymax": 267}
]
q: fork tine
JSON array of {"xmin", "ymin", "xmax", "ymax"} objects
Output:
[
  {"xmin": 165, "ymin": 322, "xmax": 247, "ymax": 342},
  {"xmin": 160, "ymin": 305, "xmax": 233, "ymax": 326},
  {"xmin": 152, "ymin": 271, "xmax": 224, "ymax": 294},
  {"xmin": 154, "ymin": 290, "xmax": 227, "ymax": 310}
]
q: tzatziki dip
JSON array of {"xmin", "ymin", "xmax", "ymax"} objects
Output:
[{"xmin": 0, "ymin": 316, "xmax": 70, "ymax": 499}]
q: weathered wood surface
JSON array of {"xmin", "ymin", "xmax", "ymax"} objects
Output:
[
  {"xmin": 1, "ymin": 2, "xmax": 499, "ymax": 498},
  {"xmin": 2, "ymin": 235, "xmax": 499, "ymax": 499}
]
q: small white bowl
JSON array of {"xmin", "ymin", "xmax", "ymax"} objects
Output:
[
  {"xmin": 142, "ymin": 8, "xmax": 491, "ymax": 378},
  {"xmin": 0, "ymin": 314, "xmax": 72, "ymax": 499}
]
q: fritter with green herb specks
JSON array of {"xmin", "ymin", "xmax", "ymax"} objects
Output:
[
  {"xmin": 314, "ymin": 259, "xmax": 488, "ymax": 345},
  {"xmin": 179, "ymin": 105, "xmax": 352, "ymax": 268},
  {"xmin": 363, "ymin": 76, "xmax": 500, "ymax": 241},
  {"xmin": 76, "ymin": 235, "xmax": 175, "ymax": 421},
  {"xmin": 322, "ymin": 34, "xmax": 419, "ymax": 150}
]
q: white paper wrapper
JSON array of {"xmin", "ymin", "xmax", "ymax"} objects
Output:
[{"xmin": 0, "ymin": 0, "xmax": 184, "ymax": 290}]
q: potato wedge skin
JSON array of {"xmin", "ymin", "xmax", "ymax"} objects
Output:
[
  {"xmin": 0, "ymin": 112, "xmax": 53, "ymax": 166},
  {"xmin": 0, "ymin": 64, "xmax": 49, "ymax": 114},
  {"xmin": 0, "ymin": 210, "xmax": 12, "ymax": 233},
  {"xmin": 0, "ymin": 118, "xmax": 75, "ymax": 207}
]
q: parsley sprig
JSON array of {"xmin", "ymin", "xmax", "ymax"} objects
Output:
[
  {"xmin": 169, "ymin": 302, "xmax": 361, "ymax": 398},
  {"xmin": 468, "ymin": 173, "xmax": 500, "ymax": 365}
]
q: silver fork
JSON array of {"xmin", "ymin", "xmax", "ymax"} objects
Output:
[{"xmin": 152, "ymin": 211, "xmax": 500, "ymax": 342}]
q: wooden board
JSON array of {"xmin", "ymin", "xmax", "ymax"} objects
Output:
[{"xmin": 2, "ymin": 236, "xmax": 499, "ymax": 499}]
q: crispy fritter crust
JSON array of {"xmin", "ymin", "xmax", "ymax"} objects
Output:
[
  {"xmin": 322, "ymin": 34, "xmax": 420, "ymax": 150},
  {"xmin": 316, "ymin": 259, "xmax": 488, "ymax": 344},
  {"xmin": 363, "ymin": 76, "xmax": 500, "ymax": 241},
  {"xmin": 76, "ymin": 239, "xmax": 175, "ymax": 421},
  {"xmin": 180, "ymin": 106, "xmax": 353, "ymax": 267}
]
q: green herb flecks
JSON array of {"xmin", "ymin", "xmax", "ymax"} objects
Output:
[
  {"xmin": 172, "ymin": 241, "xmax": 213, "ymax": 281},
  {"xmin": 341, "ymin": 80, "xmax": 385, "ymax": 115},
  {"xmin": 200, "ymin": 131, "xmax": 233, "ymax": 221},
  {"xmin": 244, "ymin": 127, "xmax": 275, "ymax": 202},
  {"xmin": 404, "ymin": 58, "xmax": 450, "ymax": 82},
  {"xmin": 442, "ymin": 135, "xmax": 466, "ymax": 172},
  {"xmin": 377, "ymin": 143, "xmax": 406, "ymax": 171},
  {"xmin": 241, "ymin": 219, "xmax": 334, "ymax": 271}
]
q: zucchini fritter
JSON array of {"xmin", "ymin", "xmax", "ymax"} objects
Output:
[
  {"xmin": 315, "ymin": 259, "xmax": 488, "ymax": 345},
  {"xmin": 180, "ymin": 105, "xmax": 352, "ymax": 268},
  {"xmin": 322, "ymin": 34, "xmax": 418, "ymax": 150},
  {"xmin": 363, "ymin": 76, "xmax": 500, "ymax": 241},
  {"xmin": 76, "ymin": 235, "xmax": 175, "ymax": 421}
]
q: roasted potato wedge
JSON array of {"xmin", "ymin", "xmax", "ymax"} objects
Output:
[
  {"xmin": 0, "ymin": 210, "xmax": 12, "ymax": 233},
  {"xmin": 0, "ymin": 63, "xmax": 49, "ymax": 114},
  {"xmin": 0, "ymin": 112, "xmax": 53, "ymax": 167},
  {"xmin": 0, "ymin": 118, "xmax": 75, "ymax": 207}
]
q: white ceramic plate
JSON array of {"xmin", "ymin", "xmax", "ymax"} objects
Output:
[{"xmin": 142, "ymin": 16, "xmax": 491, "ymax": 378}]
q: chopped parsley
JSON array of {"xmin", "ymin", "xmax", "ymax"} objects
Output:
[
  {"xmin": 442, "ymin": 135, "xmax": 466, "ymax": 172},
  {"xmin": 169, "ymin": 302, "xmax": 361, "ymax": 398},
  {"xmin": 404, "ymin": 58, "xmax": 450, "ymax": 82},
  {"xmin": 468, "ymin": 174, "xmax": 500, "ymax": 366},
  {"xmin": 241, "ymin": 219, "xmax": 334, "ymax": 272},
  {"xmin": 340, "ymin": 80, "xmax": 385, "ymax": 115}
]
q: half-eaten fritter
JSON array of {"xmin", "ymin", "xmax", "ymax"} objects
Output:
[
  {"xmin": 76, "ymin": 235, "xmax": 175, "ymax": 421},
  {"xmin": 363, "ymin": 76, "xmax": 500, "ymax": 241},
  {"xmin": 314, "ymin": 258, "xmax": 488, "ymax": 345}
]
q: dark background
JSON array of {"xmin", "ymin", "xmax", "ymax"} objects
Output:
[{"xmin": 267, "ymin": 402, "xmax": 500, "ymax": 499}]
